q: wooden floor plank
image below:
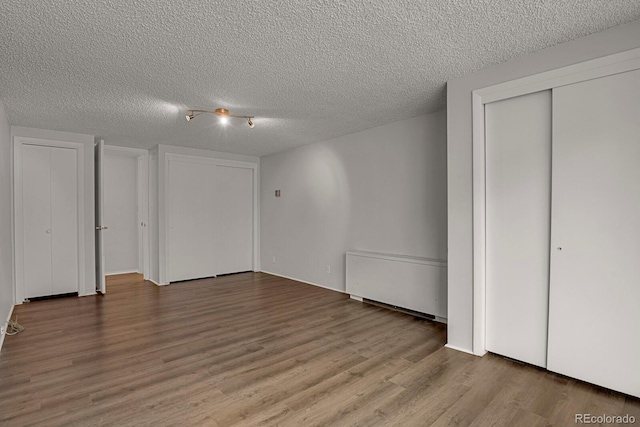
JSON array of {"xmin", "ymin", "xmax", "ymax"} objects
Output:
[{"xmin": 1, "ymin": 272, "xmax": 638, "ymax": 426}]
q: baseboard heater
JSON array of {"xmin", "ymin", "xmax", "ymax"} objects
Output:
[
  {"xmin": 346, "ymin": 250, "xmax": 447, "ymax": 323},
  {"xmin": 361, "ymin": 298, "xmax": 437, "ymax": 321}
]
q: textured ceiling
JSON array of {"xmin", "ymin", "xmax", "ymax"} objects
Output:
[{"xmin": 1, "ymin": 1, "xmax": 639, "ymax": 157}]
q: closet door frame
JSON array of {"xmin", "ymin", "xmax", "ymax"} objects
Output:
[
  {"xmin": 102, "ymin": 145, "xmax": 150, "ymax": 280},
  {"xmin": 163, "ymin": 153, "xmax": 259, "ymax": 283},
  {"xmin": 469, "ymin": 47, "xmax": 640, "ymax": 356},
  {"xmin": 14, "ymin": 137, "xmax": 86, "ymax": 304}
]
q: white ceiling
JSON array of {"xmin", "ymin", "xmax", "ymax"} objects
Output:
[{"xmin": 1, "ymin": 1, "xmax": 639, "ymax": 157}]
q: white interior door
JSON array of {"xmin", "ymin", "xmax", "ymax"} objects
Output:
[
  {"xmin": 138, "ymin": 154, "xmax": 150, "ymax": 279},
  {"xmin": 22, "ymin": 145, "xmax": 53, "ymax": 299},
  {"xmin": 485, "ymin": 90, "xmax": 552, "ymax": 368},
  {"xmin": 214, "ymin": 165, "xmax": 253, "ymax": 275},
  {"xmin": 95, "ymin": 140, "xmax": 106, "ymax": 293},
  {"xmin": 50, "ymin": 147, "xmax": 78, "ymax": 294},
  {"xmin": 167, "ymin": 159, "xmax": 216, "ymax": 282},
  {"xmin": 548, "ymin": 69, "xmax": 640, "ymax": 398}
]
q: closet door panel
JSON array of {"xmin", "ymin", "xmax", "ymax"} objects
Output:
[
  {"xmin": 50, "ymin": 147, "xmax": 79, "ymax": 294},
  {"xmin": 167, "ymin": 160, "xmax": 216, "ymax": 282},
  {"xmin": 22, "ymin": 145, "xmax": 53, "ymax": 298},
  {"xmin": 549, "ymin": 69, "xmax": 640, "ymax": 398},
  {"xmin": 214, "ymin": 166, "xmax": 253, "ymax": 275},
  {"xmin": 485, "ymin": 90, "xmax": 552, "ymax": 368}
]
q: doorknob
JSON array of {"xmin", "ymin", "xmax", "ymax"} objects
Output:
[{"xmin": 45, "ymin": 229, "xmax": 51, "ymax": 234}]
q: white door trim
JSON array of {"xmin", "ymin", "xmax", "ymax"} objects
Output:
[
  {"xmin": 163, "ymin": 153, "xmax": 259, "ymax": 284},
  {"xmin": 14, "ymin": 137, "xmax": 86, "ymax": 304},
  {"xmin": 103, "ymin": 145, "xmax": 150, "ymax": 279},
  {"xmin": 103, "ymin": 146, "xmax": 148, "ymax": 157},
  {"xmin": 471, "ymin": 46, "xmax": 640, "ymax": 356}
]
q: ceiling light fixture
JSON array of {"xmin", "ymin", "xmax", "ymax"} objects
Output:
[{"xmin": 185, "ymin": 108, "xmax": 256, "ymax": 128}]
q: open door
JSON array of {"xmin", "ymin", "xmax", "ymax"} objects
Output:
[{"xmin": 94, "ymin": 139, "xmax": 107, "ymax": 294}]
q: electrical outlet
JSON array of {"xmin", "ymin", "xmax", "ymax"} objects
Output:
[
  {"xmin": 272, "ymin": 256, "xmax": 276, "ymax": 264},
  {"xmin": 1, "ymin": 326, "xmax": 5, "ymax": 335},
  {"xmin": 326, "ymin": 265, "xmax": 331, "ymax": 274}
]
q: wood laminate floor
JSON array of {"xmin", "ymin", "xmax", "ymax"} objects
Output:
[{"xmin": 0, "ymin": 272, "xmax": 638, "ymax": 426}]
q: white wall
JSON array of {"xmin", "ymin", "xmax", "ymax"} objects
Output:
[
  {"xmin": 446, "ymin": 19, "xmax": 640, "ymax": 353},
  {"xmin": 104, "ymin": 153, "xmax": 138, "ymax": 274},
  {"xmin": 11, "ymin": 126, "xmax": 96, "ymax": 297},
  {"xmin": 260, "ymin": 111, "xmax": 447, "ymax": 292},
  {"xmin": 154, "ymin": 144, "xmax": 260, "ymax": 285},
  {"xmin": 0, "ymin": 100, "xmax": 13, "ymax": 346}
]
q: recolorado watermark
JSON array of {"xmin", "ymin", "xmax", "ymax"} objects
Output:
[{"xmin": 575, "ymin": 414, "xmax": 636, "ymax": 424}]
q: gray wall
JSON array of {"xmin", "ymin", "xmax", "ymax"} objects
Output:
[
  {"xmin": 446, "ymin": 19, "xmax": 640, "ymax": 353},
  {"xmin": 104, "ymin": 154, "xmax": 139, "ymax": 274},
  {"xmin": 260, "ymin": 111, "xmax": 447, "ymax": 292},
  {"xmin": 0, "ymin": 101, "xmax": 13, "ymax": 339}
]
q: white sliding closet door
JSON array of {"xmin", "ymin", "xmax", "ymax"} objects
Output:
[
  {"xmin": 548, "ymin": 69, "xmax": 640, "ymax": 398},
  {"xmin": 22, "ymin": 144, "xmax": 78, "ymax": 298},
  {"xmin": 214, "ymin": 166, "xmax": 253, "ymax": 275},
  {"xmin": 168, "ymin": 160, "xmax": 216, "ymax": 282},
  {"xmin": 167, "ymin": 157, "xmax": 255, "ymax": 282},
  {"xmin": 485, "ymin": 91, "xmax": 552, "ymax": 368}
]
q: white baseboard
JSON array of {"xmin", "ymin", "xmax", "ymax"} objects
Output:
[
  {"xmin": 350, "ymin": 295, "xmax": 363, "ymax": 302},
  {"xmin": 105, "ymin": 270, "xmax": 140, "ymax": 276},
  {"xmin": 0, "ymin": 304, "xmax": 15, "ymax": 353},
  {"xmin": 259, "ymin": 270, "xmax": 346, "ymax": 294},
  {"xmin": 445, "ymin": 343, "xmax": 477, "ymax": 356},
  {"xmin": 147, "ymin": 278, "xmax": 168, "ymax": 286}
]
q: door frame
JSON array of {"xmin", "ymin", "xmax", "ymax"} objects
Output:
[
  {"xmin": 471, "ymin": 47, "xmax": 640, "ymax": 356},
  {"xmin": 13, "ymin": 137, "xmax": 86, "ymax": 304},
  {"xmin": 102, "ymin": 145, "xmax": 150, "ymax": 279}
]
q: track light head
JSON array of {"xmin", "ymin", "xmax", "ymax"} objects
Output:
[{"xmin": 185, "ymin": 108, "xmax": 255, "ymax": 129}]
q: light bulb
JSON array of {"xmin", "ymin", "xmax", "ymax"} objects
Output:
[{"xmin": 220, "ymin": 116, "xmax": 228, "ymax": 125}]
